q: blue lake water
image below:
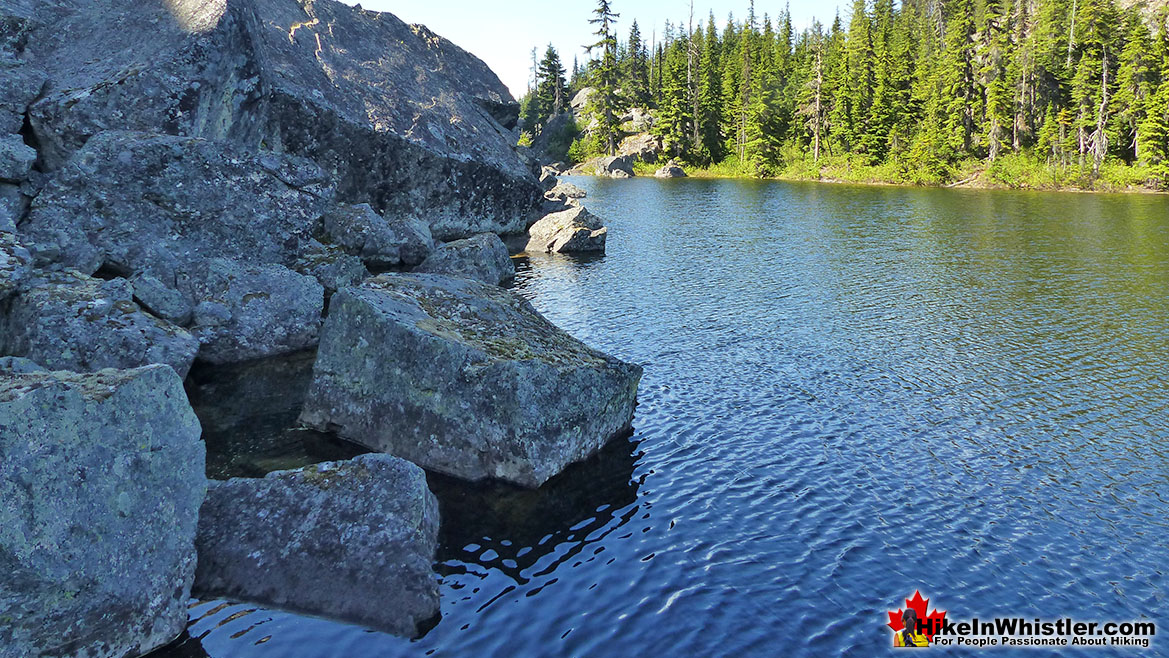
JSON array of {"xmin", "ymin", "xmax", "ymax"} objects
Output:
[{"xmin": 172, "ymin": 178, "xmax": 1169, "ymax": 656}]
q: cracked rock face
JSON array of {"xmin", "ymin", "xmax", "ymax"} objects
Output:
[
  {"xmin": 300, "ymin": 274, "xmax": 642, "ymax": 487},
  {"xmin": 194, "ymin": 454, "xmax": 439, "ymax": 639},
  {"xmin": 20, "ymin": 0, "xmax": 541, "ymax": 239},
  {"xmin": 19, "ymin": 131, "xmax": 334, "ymax": 275},
  {"xmin": 322, "ymin": 203, "xmax": 435, "ymax": 269},
  {"xmin": 0, "ymin": 364, "xmax": 206, "ymax": 658},
  {"xmin": 1, "ymin": 271, "xmax": 200, "ymax": 378}
]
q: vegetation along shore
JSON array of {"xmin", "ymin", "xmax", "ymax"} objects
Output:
[{"xmin": 519, "ymin": 0, "xmax": 1169, "ymax": 193}]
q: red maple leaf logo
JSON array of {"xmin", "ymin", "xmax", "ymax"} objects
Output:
[{"xmin": 887, "ymin": 590, "xmax": 947, "ymax": 641}]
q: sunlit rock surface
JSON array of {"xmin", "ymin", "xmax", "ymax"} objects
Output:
[
  {"xmin": 19, "ymin": 0, "xmax": 540, "ymax": 239},
  {"xmin": 300, "ymin": 274, "xmax": 642, "ymax": 487}
]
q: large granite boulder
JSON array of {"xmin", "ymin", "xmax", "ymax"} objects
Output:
[
  {"xmin": 179, "ymin": 259, "xmax": 324, "ymax": 365},
  {"xmin": 300, "ymin": 274, "xmax": 643, "ymax": 487},
  {"xmin": 0, "ymin": 365, "xmax": 206, "ymax": 658},
  {"xmin": 21, "ymin": 0, "xmax": 540, "ymax": 240},
  {"xmin": 19, "ymin": 131, "xmax": 334, "ymax": 275},
  {"xmin": 413, "ymin": 233, "xmax": 515, "ymax": 285},
  {"xmin": 2, "ymin": 271, "xmax": 200, "ymax": 378},
  {"xmin": 322, "ymin": 203, "xmax": 435, "ymax": 269},
  {"xmin": 526, "ymin": 205, "xmax": 608, "ymax": 254},
  {"xmin": 194, "ymin": 454, "xmax": 439, "ymax": 638}
]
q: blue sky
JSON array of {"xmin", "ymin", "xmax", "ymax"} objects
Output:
[{"xmin": 340, "ymin": 1, "xmax": 846, "ymax": 99}]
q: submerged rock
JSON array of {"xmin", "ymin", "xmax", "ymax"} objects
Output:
[
  {"xmin": 526, "ymin": 205, "xmax": 608, "ymax": 254},
  {"xmin": 300, "ymin": 274, "xmax": 642, "ymax": 487},
  {"xmin": 19, "ymin": 131, "xmax": 334, "ymax": 274},
  {"xmin": 22, "ymin": 0, "xmax": 540, "ymax": 239},
  {"xmin": 414, "ymin": 233, "xmax": 515, "ymax": 285},
  {"xmin": 322, "ymin": 203, "xmax": 435, "ymax": 269},
  {"xmin": 2, "ymin": 271, "xmax": 200, "ymax": 378},
  {"xmin": 194, "ymin": 454, "xmax": 439, "ymax": 638},
  {"xmin": 178, "ymin": 259, "xmax": 324, "ymax": 365},
  {"xmin": 0, "ymin": 365, "xmax": 206, "ymax": 658}
]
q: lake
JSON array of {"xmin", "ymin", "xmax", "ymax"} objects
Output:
[{"xmin": 173, "ymin": 178, "xmax": 1169, "ymax": 656}]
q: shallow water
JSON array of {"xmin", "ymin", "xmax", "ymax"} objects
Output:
[{"xmin": 168, "ymin": 179, "xmax": 1169, "ymax": 656}]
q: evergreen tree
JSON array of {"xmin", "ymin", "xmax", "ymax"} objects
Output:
[
  {"xmin": 586, "ymin": 0, "xmax": 622, "ymax": 155},
  {"xmin": 626, "ymin": 20, "xmax": 651, "ymax": 107},
  {"xmin": 536, "ymin": 45, "xmax": 569, "ymax": 124}
]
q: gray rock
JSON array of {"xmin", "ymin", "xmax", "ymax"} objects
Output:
[
  {"xmin": 23, "ymin": 0, "xmax": 541, "ymax": 240},
  {"xmin": 300, "ymin": 274, "xmax": 643, "ymax": 487},
  {"xmin": 618, "ymin": 133, "xmax": 661, "ymax": 163},
  {"xmin": 0, "ymin": 55, "xmax": 46, "ymax": 136},
  {"xmin": 0, "ymin": 365, "xmax": 206, "ymax": 658},
  {"xmin": 130, "ymin": 273, "xmax": 194, "ymax": 326},
  {"xmin": 0, "ymin": 356, "xmax": 45, "ymax": 374},
  {"xmin": 654, "ymin": 160, "xmax": 687, "ymax": 178},
  {"xmin": 414, "ymin": 233, "xmax": 515, "ymax": 285},
  {"xmin": 598, "ymin": 155, "xmax": 635, "ymax": 178},
  {"xmin": 293, "ymin": 241, "xmax": 369, "ymax": 296},
  {"xmin": 194, "ymin": 454, "xmax": 439, "ymax": 638},
  {"xmin": 20, "ymin": 131, "xmax": 334, "ymax": 274},
  {"xmin": 178, "ymin": 259, "xmax": 324, "ymax": 365},
  {"xmin": 0, "ymin": 134, "xmax": 35, "ymax": 182},
  {"xmin": 539, "ymin": 168, "xmax": 558, "ymax": 190},
  {"xmin": 545, "ymin": 181, "xmax": 587, "ymax": 202},
  {"xmin": 526, "ymin": 205, "xmax": 608, "ymax": 254},
  {"xmin": 1, "ymin": 183, "xmax": 26, "ymax": 233},
  {"xmin": 2, "ymin": 271, "xmax": 199, "ymax": 378},
  {"xmin": 0, "ymin": 230, "xmax": 31, "ymax": 301},
  {"xmin": 322, "ymin": 203, "xmax": 435, "ymax": 269}
]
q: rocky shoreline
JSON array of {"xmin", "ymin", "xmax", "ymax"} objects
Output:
[{"xmin": 0, "ymin": 0, "xmax": 641, "ymax": 655}]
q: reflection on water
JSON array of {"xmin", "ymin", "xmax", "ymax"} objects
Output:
[{"xmin": 165, "ymin": 179, "xmax": 1168, "ymax": 657}]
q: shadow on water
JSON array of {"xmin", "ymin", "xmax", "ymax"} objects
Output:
[
  {"xmin": 184, "ymin": 351, "xmax": 369, "ymax": 479},
  {"xmin": 429, "ymin": 430, "xmax": 642, "ymax": 585}
]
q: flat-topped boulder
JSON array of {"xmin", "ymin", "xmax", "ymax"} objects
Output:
[
  {"xmin": 300, "ymin": 274, "xmax": 642, "ymax": 487},
  {"xmin": 0, "ymin": 365, "xmax": 206, "ymax": 658},
  {"xmin": 2, "ymin": 271, "xmax": 199, "ymax": 378},
  {"xmin": 526, "ymin": 204, "xmax": 608, "ymax": 254},
  {"xmin": 19, "ymin": 131, "xmax": 334, "ymax": 275},
  {"xmin": 413, "ymin": 233, "xmax": 515, "ymax": 285},
  {"xmin": 21, "ymin": 0, "xmax": 540, "ymax": 240},
  {"xmin": 194, "ymin": 454, "xmax": 439, "ymax": 638}
]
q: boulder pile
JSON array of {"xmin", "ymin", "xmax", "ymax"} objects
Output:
[{"xmin": 0, "ymin": 0, "xmax": 640, "ymax": 650}]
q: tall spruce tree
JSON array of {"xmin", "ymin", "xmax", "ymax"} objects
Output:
[{"xmin": 587, "ymin": 0, "xmax": 622, "ymax": 155}]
